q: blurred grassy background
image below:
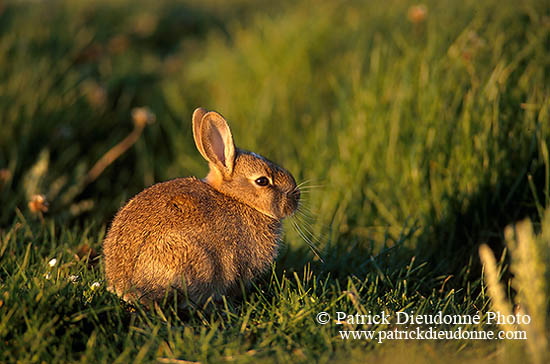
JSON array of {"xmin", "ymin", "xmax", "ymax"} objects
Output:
[
  {"xmin": 1, "ymin": 0, "xmax": 549, "ymax": 362},
  {"xmin": 2, "ymin": 0, "xmax": 548, "ymax": 268}
]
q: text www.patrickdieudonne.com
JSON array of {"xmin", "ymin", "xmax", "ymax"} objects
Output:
[{"xmin": 315, "ymin": 310, "xmax": 529, "ymax": 344}]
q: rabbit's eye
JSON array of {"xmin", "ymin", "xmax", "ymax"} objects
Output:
[{"xmin": 255, "ymin": 176, "xmax": 270, "ymax": 187}]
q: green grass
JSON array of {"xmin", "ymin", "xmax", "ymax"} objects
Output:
[{"xmin": 1, "ymin": 0, "xmax": 549, "ymax": 362}]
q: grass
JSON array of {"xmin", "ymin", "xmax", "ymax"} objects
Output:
[{"xmin": 1, "ymin": 0, "xmax": 549, "ymax": 362}]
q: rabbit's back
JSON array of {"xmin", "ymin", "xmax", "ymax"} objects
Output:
[{"xmin": 103, "ymin": 177, "xmax": 282, "ymax": 303}]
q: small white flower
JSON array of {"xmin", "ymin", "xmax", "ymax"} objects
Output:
[
  {"xmin": 69, "ymin": 275, "xmax": 79, "ymax": 283},
  {"xmin": 90, "ymin": 282, "xmax": 100, "ymax": 291},
  {"xmin": 48, "ymin": 258, "xmax": 57, "ymax": 267},
  {"xmin": 44, "ymin": 273, "xmax": 51, "ymax": 280}
]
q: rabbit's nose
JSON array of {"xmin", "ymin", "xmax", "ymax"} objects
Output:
[{"xmin": 291, "ymin": 188, "xmax": 301, "ymax": 202}]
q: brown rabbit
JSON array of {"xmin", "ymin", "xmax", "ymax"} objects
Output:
[{"xmin": 103, "ymin": 108, "xmax": 300, "ymax": 305}]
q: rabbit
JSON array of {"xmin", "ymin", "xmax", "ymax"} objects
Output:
[{"xmin": 102, "ymin": 107, "xmax": 300, "ymax": 305}]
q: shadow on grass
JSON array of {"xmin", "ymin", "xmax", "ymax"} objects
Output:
[
  {"xmin": 278, "ymin": 130, "xmax": 548, "ymax": 301},
  {"xmin": 418, "ymin": 134, "xmax": 547, "ymax": 290}
]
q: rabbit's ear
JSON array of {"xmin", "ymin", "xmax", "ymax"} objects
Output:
[
  {"xmin": 200, "ymin": 111, "xmax": 236, "ymax": 175},
  {"xmin": 192, "ymin": 107, "xmax": 209, "ymax": 161}
]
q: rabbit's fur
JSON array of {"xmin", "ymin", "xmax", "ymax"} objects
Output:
[{"xmin": 103, "ymin": 108, "xmax": 300, "ymax": 305}]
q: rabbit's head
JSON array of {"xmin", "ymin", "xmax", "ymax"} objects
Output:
[{"xmin": 192, "ymin": 108, "xmax": 300, "ymax": 219}]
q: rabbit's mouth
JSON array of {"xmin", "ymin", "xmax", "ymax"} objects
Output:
[
  {"xmin": 279, "ymin": 188, "xmax": 300, "ymax": 218},
  {"xmin": 257, "ymin": 187, "xmax": 300, "ymax": 220}
]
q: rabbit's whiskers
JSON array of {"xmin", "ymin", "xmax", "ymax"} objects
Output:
[
  {"xmin": 291, "ymin": 219, "xmax": 324, "ymax": 263},
  {"xmin": 296, "ymin": 178, "xmax": 326, "ymax": 190},
  {"xmin": 290, "ymin": 199, "xmax": 325, "ymax": 263}
]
